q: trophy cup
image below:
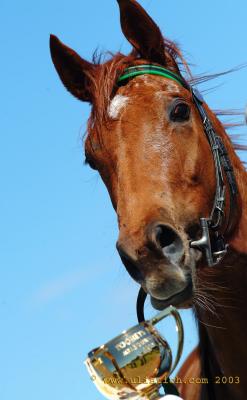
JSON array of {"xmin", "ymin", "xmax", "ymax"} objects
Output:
[{"xmin": 84, "ymin": 305, "xmax": 184, "ymax": 399}]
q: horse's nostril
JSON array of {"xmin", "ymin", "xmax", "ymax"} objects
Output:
[
  {"xmin": 156, "ymin": 225, "xmax": 177, "ymax": 248},
  {"xmin": 154, "ymin": 224, "xmax": 184, "ymax": 263}
]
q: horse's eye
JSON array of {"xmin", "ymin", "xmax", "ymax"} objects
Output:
[
  {"xmin": 84, "ymin": 154, "xmax": 97, "ymax": 170},
  {"xmin": 170, "ymin": 102, "xmax": 190, "ymax": 122}
]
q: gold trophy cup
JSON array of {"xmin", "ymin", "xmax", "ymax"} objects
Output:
[{"xmin": 84, "ymin": 305, "xmax": 184, "ymax": 399}]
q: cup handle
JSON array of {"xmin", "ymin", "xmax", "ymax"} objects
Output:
[{"xmin": 149, "ymin": 305, "xmax": 184, "ymax": 375}]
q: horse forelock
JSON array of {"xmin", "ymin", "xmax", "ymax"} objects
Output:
[
  {"xmin": 84, "ymin": 39, "xmax": 192, "ymax": 149},
  {"xmin": 84, "ymin": 42, "xmax": 247, "ymax": 161}
]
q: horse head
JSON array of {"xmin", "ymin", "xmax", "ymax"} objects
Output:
[{"xmin": 50, "ymin": 0, "xmax": 245, "ymax": 311}]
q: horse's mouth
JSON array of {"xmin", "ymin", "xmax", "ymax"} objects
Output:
[{"xmin": 150, "ymin": 278, "xmax": 193, "ymax": 310}]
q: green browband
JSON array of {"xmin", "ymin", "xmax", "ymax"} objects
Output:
[{"xmin": 118, "ymin": 64, "xmax": 188, "ymax": 89}]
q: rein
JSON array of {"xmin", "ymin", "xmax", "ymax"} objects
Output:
[{"xmin": 118, "ymin": 65, "xmax": 238, "ymax": 267}]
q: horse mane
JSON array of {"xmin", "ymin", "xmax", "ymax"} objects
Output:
[{"xmin": 84, "ymin": 40, "xmax": 247, "ymax": 159}]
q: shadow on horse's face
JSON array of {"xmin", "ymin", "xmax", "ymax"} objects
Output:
[
  {"xmin": 84, "ymin": 75, "xmax": 217, "ymax": 310},
  {"xmin": 50, "ymin": 0, "xmax": 223, "ymax": 310}
]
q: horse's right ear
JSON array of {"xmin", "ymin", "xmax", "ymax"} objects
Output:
[
  {"xmin": 50, "ymin": 35, "xmax": 95, "ymax": 102},
  {"xmin": 116, "ymin": 0, "xmax": 166, "ymax": 65}
]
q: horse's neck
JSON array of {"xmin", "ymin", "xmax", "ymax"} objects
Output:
[
  {"xmin": 229, "ymin": 166, "xmax": 247, "ymax": 253},
  {"xmin": 217, "ymin": 119, "xmax": 247, "ymax": 254},
  {"xmin": 194, "ymin": 130, "xmax": 247, "ymax": 399},
  {"xmin": 196, "ymin": 250, "xmax": 247, "ymax": 400}
]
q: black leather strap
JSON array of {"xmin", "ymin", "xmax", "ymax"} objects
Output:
[
  {"xmin": 192, "ymin": 88, "xmax": 238, "ymax": 235},
  {"xmin": 136, "ymin": 288, "xmax": 181, "ymax": 397},
  {"xmin": 136, "ymin": 287, "xmax": 147, "ymax": 323}
]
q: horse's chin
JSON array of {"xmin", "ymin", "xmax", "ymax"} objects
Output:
[
  {"xmin": 146, "ymin": 246, "xmax": 201, "ymax": 311},
  {"xmin": 150, "ymin": 276, "xmax": 193, "ymax": 311}
]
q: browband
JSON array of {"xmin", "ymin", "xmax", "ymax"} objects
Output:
[{"xmin": 118, "ymin": 64, "xmax": 189, "ymax": 89}]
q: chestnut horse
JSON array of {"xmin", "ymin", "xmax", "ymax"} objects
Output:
[{"xmin": 50, "ymin": 1, "xmax": 247, "ymax": 399}]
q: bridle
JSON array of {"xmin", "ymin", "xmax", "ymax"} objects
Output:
[
  {"xmin": 118, "ymin": 64, "xmax": 238, "ymax": 268},
  {"xmin": 118, "ymin": 62, "xmax": 239, "ymax": 315},
  {"xmin": 118, "ymin": 65, "xmax": 238, "ymax": 397}
]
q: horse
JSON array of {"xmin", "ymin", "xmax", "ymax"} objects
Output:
[{"xmin": 49, "ymin": 1, "xmax": 247, "ymax": 399}]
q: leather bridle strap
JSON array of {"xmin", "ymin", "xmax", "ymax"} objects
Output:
[
  {"xmin": 118, "ymin": 64, "xmax": 187, "ymax": 88},
  {"xmin": 118, "ymin": 65, "xmax": 238, "ymax": 267},
  {"xmin": 192, "ymin": 89, "xmax": 238, "ymax": 230},
  {"xmin": 136, "ymin": 284, "xmax": 147, "ymax": 323},
  {"xmin": 190, "ymin": 89, "xmax": 238, "ymax": 265}
]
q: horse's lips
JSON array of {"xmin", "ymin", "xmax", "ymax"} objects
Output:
[{"xmin": 150, "ymin": 279, "xmax": 193, "ymax": 310}]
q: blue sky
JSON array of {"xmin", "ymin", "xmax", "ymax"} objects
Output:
[{"xmin": 1, "ymin": 0, "xmax": 246, "ymax": 399}]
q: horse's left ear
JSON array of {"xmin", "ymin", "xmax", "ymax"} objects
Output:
[
  {"xmin": 50, "ymin": 35, "xmax": 95, "ymax": 102},
  {"xmin": 116, "ymin": 0, "xmax": 166, "ymax": 65}
]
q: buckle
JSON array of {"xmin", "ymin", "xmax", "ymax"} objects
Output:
[
  {"xmin": 190, "ymin": 218, "xmax": 228, "ymax": 267},
  {"xmin": 190, "ymin": 218, "xmax": 214, "ymax": 266}
]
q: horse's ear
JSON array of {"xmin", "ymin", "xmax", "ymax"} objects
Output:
[
  {"xmin": 50, "ymin": 35, "xmax": 95, "ymax": 102},
  {"xmin": 116, "ymin": 0, "xmax": 166, "ymax": 65}
]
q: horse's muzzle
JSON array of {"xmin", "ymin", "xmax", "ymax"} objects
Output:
[{"xmin": 116, "ymin": 222, "xmax": 185, "ymax": 283}]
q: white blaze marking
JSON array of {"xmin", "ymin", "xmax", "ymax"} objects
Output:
[{"xmin": 108, "ymin": 94, "xmax": 129, "ymax": 118}]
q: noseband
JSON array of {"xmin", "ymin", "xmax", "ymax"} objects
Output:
[{"xmin": 118, "ymin": 65, "xmax": 238, "ymax": 267}]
